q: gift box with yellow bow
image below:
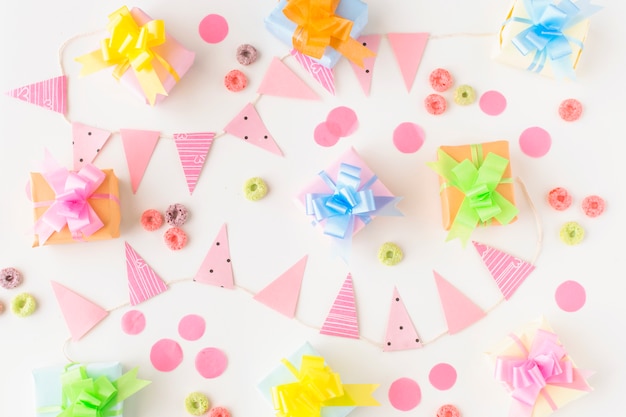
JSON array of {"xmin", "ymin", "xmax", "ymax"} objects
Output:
[
  {"xmin": 258, "ymin": 342, "xmax": 379, "ymax": 417},
  {"xmin": 33, "ymin": 362, "xmax": 150, "ymax": 417},
  {"xmin": 76, "ymin": 6, "xmax": 195, "ymax": 105},
  {"xmin": 486, "ymin": 317, "xmax": 593, "ymax": 417},
  {"xmin": 28, "ymin": 152, "xmax": 120, "ymax": 247},
  {"xmin": 265, "ymin": 0, "xmax": 375, "ymax": 69},
  {"xmin": 494, "ymin": 0, "xmax": 601, "ymax": 79},
  {"xmin": 427, "ymin": 140, "xmax": 518, "ymax": 246}
]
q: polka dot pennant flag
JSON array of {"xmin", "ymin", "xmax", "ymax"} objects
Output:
[
  {"xmin": 193, "ymin": 223, "xmax": 235, "ymax": 289},
  {"xmin": 320, "ymin": 273, "xmax": 359, "ymax": 339},
  {"xmin": 224, "ymin": 103, "xmax": 283, "ymax": 156},
  {"xmin": 349, "ymin": 34, "xmax": 382, "ymax": 96},
  {"xmin": 384, "ymin": 287, "xmax": 423, "ymax": 352},
  {"xmin": 72, "ymin": 122, "xmax": 112, "ymax": 170}
]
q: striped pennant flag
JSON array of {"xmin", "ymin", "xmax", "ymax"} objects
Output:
[
  {"xmin": 125, "ymin": 242, "xmax": 168, "ymax": 305},
  {"xmin": 320, "ymin": 273, "xmax": 359, "ymax": 339},
  {"xmin": 174, "ymin": 132, "xmax": 215, "ymax": 195}
]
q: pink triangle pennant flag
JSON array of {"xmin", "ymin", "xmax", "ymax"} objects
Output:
[
  {"xmin": 125, "ymin": 242, "xmax": 168, "ymax": 305},
  {"xmin": 5, "ymin": 75, "xmax": 67, "ymax": 114},
  {"xmin": 257, "ymin": 57, "xmax": 319, "ymax": 100},
  {"xmin": 120, "ymin": 129, "xmax": 160, "ymax": 193},
  {"xmin": 384, "ymin": 287, "xmax": 423, "ymax": 352},
  {"xmin": 174, "ymin": 132, "xmax": 215, "ymax": 195},
  {"xmin": 291, "ymin": 50, "xmax": 335, "ymax": 95},
  {"xmin": 72, "ymin": 122, "xmax": 112, "ymax": 170},
  {"xmin": 253, "ymin": 255, "xmax": 308, "ymax": 318},
  {"xmin": 194, "ymin": 223, "xmax": 234, "ymax": 289},
  {"xmin": 349, "ymin": 35, "xmax": 382, "ymax": 96},
  {"xmin": 433, "ymin": 271, "xmax": 485, "ymax": 334},
  {"xmin": 473, "ymin": 241, "xmax": 535, "ymax": 300},
  {"xmin": 51, "ymin": 281, "xmax": 109, "ymax": 341},
  {"xmin": 387, "ymin": 33, "xmax": 429, "ymax": 92},
  {"xmin": 224, "ymin": 103, "xmax": 283, "ymax": 156},
  {"xmin": 320, "ymin": 273, "xmax": 359, "ymax": 339}
]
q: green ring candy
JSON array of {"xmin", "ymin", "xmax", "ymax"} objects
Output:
[
  {"xmin": 560, "ymin": 221, "xmax": 585, "ymax": 245},
  {"xmin": 244, "ymin": 177, "xmax": 268, "ymax": 201},
  {"xmin": 11, "ymin": 293, "xmax": 37, "ymax": 317},
  {"xmin": 185, "ymin": 392, "xmax": 210, "ymax": 416},
  {"xmin": 378, "ymin": 242, "xmax": 404, "ymax": 266},
  {"xmin": 454, "ymin": 85, "xmax": 476, "ymax": 106}
]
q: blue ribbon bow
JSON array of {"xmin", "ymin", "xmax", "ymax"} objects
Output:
[{"xmin": 509, "ymin": 0, "xmax": 601, "ymax": 79}]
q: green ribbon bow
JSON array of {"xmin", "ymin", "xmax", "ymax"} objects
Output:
[
  {"xmin": 39, "ymin": 364, "xmax": 150, "ymax": 417},
  {"xmin": 428, "ymin": 145, "xmax": 518, "ymax": 245}
]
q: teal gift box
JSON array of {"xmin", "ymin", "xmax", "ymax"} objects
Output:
[{"xmin": 264, "ymin": 0, "xmax": 369, "ymax": 68}]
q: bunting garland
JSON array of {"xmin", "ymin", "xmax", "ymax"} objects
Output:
[
  {"xmin": 173, "ymin": 132, "xmax": 215, "ymax": 195},
  {"xmin": 5, "ymin": 75, "xmax": 67, "ymax": 114},
  {"xmin": 320, "ymin": 274, "xmax": 360, "ymax": 340}
]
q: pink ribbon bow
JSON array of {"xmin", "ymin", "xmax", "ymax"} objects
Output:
[
  {"xmin": 495, "ymin": 329, "xmax": 574, "ymax": 417},
  {"xmin": 33, "ymin": 151, "xmax": 107, "ymax": 244}
]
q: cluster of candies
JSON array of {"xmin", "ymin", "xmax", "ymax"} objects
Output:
[
  {"xmin": 141, "ymin": 203, "xmax": 190, "ymax": 250},
  {"xmin": 424, "ymin": 68, "xmax": 477, "ymax": 115},
  {"xmin": 0, "ymin": 267, "xmax": 37, "ymax": 317},
  {"xmin": 548, "ymin": 187, "xmax": 605, "ymax": 245},
  {"xmin": 184, "ymin": 392, "xmax": 230, "ymax": 417},
  {"xmin": 224, "ymin": 44, "xmax": 259, "ymax": 92}
]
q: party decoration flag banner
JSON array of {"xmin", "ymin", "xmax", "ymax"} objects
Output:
[
  {"xmin": 51, "ymin": 281, "xmax": 109, "ymax": 341},
  {"xmin": 473, "ymin": 241, "xmax": 534, "ymax": 300},
  {"xmin": 387, "ymin": 33, "xmax": 429, "ymax": 91},
  {"xmin": 125, "ymin": 242, "xmax": 168, "ymax": 305},
  {"xmin": 120, "ymin": 129, "xmax": 160, "ymax": 193},
  {"xmin": 320, "ymin": 273, "xmax": 360, "ymax": 339},
  {"xmin": 194, "ymin": 223, "xmax": 235, "ymax": 289},
  {"xmin": 257, "ymin": 57, "xmax": 319, "ymax": 100},
  {"xmin": 253, "ymin": 255, "xmax": 308, "ymax": 318},
  {"xmin": 433, "ymin": 271, "xmax": 485, "ymax": 334},
  {"xmin": 72, "ymin": 122, "xmax": 112, "ymax": 170},
  {"xmin": 291, "ymin": 50, "xmax": 336, "ymax": 95},
  {"xmin": 224, "ymin": 103, "xmax": 283, "ymax": 156},
  {"xmin": 174, "ymin": 132, "xmax": 215, "ymax": 195},
  {"xmin": 349, "ymin": 34, "xmax": 382, "ymax": 96},
  {"xmin": 384, "ymin": 287, "xmax": 423, "ymax": 352},
  {"xmin": 5, "ymin": 75, "xmax": 67, "ymax": 114}
]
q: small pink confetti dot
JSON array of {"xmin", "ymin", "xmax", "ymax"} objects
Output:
[
  {"xmin": 196, "ymin": 347, "xmax": 228, "ymax": 378},
  {"xmin": 199, "ymin": 14, "xmax": 229, "ymax": 44},
  {"xmin": 121, "ymin": 310, "xmax": 146, "ymax": 335},
  {"xmin": 555, "ymin": 280, "xmax": 586, "ymax": 312},
  {"xmin": 178, "ymin": 314, "xmax": 206, "ymax": 341},
  {"xmin": 314, "ymin": 122, "xmax": 340, "ymax": 147},
  {"xmin": 393, "ymin": 122, "xmax": 425, "ymax": 154},
  {"xmin": 429, "ymin": 363, "xmax": 457, "ymax": 390},
  {"xmin": 326, "ymin": 106, "xmax": 358, "ymax": 137},
  {"xmin": 519, "ymin": 126, "xmax": 551, "ymax": 158},
  {"xmin": 479, "ymin": 90, "xmax": 507, "ymax": 116},
  {"xmin": 388, "ymin": 377, "xmax": 421, "ymax": 411},
  {"xmin": 150, "ymin": 339, "xmax": 183, "ymax": 372}
]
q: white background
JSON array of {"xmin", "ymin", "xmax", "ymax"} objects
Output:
[{"xmin": 1, "ymin": 1, "xmax": 625, "ymax": 416}]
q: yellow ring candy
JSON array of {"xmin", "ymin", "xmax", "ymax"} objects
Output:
[
  {"xmin": 454, "ymin": 85, "xmax": 476, "ymax": 105},
  {"xmin": 560, "ymin": 221, "xmax": 584, "ymax": 245},
  {"xmin": 185, "ymin": 392, "xmax": 210, "ymax": 416},
  {"xmin": 378, "ymin": 242, "xmax": 404, "ymax": 266},
  {"xmin": 244, "ymin": 177, "xmax": 268, "ymax": 201}
]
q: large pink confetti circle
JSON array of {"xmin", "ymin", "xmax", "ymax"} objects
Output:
[
  {"xmin": 479, "ymin": 90, "xmax": 507, "ymax": 116},
  {"xmin": 388, "ymin": 377, "xmax": 421, "ymax": 411},
  {"xmin": 393, "ymin": 122, "xmax": 425, "ymax": 154},
  {"xmin": 429, "ymin": 363, "xmax": 457, "ymax": 390},
  {"xmin": 555, "ymin": 280, "xmax": 586, "ymax": 312},
  {"xmin": 150, "ymin": 339, "xmax": 183, "ymax": 372},
  {"xmin": 199, "ymin": 14, "xmax": 229, "ymax": 44},
  {"xmin": 519, "ymin": 126, "xmax": 551, "ymax": 158},
  {"xmin": 195, "ymin": 347, "xmax": 228, "ymax": 378},
  {"xmin": 121, "ymin": 310, "xmax": 146, "ymax": 335},
  {"xmin": 314, "ymin": 122, "xmax": 341, "ymax": 147},
  {"xmin": 178, "ymin": 314, "xmax": 206, "ymax": 341},
  {"xmin": 326, "ymin": 106, "xmax": 358, "ymax": 137}
]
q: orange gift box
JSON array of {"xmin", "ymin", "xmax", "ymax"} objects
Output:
[{"xmin": 29, "ymin": 169, "xmax": 121, "ymax": 247}]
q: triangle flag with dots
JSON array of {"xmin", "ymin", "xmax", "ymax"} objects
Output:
[
  {"xmin": 125, "ymin": 242, "xmax": 168, "ymax": 306},
  {"xmin": 349, "ymin": 34, "xmax": 382, "ymax": 96},
  {"xmin": 51, "ymin": 281, "xmax": 109, "ymax": 341},
  {"xmin": 433, "ymin": 270, "xmax": 485, "ymax": 335},
  {"xmin": 257, "ymin": 57, "xmax": 319, "ymax": 100},
  {"xmin": 174, "ymin": 132, "xmax": 215, "ymax": 195},
  {"xmin": 291, "ymin": 50, "xmax": 335, "ymax": 96},
  {"xmin": 387, "ymin": 33, "xmax": 429, "ymax": 92},
  {"xmin": 5, "ymin": 75, "xmax": 67, "ymax": 114},
  {"xmin": 473, "ymin": 241, "xmax": 535, "ymax": 300},
  {"xmin": 120, "ymin": 129, "xmax": 160, "ymax": 193},
  {"xmin": 224, "ymin": 103, "xmax": 283, "ymax": 156},
  {"xmin": 253, "ymin": 255, "xmax": 308, "ymax": 318},
  {"xmin": 320, "ymin": 273, "xmax": 359, "ymax": 339},
  {"xmin": 194, "ymin": 223, "xmax": 234, "ymax": 289},
  {"xmin": 383, "ymin": 287, "xmax": 423, "ymax": 352},
  {"xmin": 72, "ymin": 122, "xmax": 112, "ymax": 170}
]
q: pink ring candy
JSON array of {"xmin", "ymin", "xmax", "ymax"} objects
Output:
[
  {"xmin": 208, "ymin": 407, "xmax": 231, "ymax": 417},
  {"xmin": 548, "ymin": 187, "xmax": 572, "ymax": 211},
  {"xmin": 436, "ymin": 404, "xmax": 461, "ymax": 417},
  {"xmin": 558, "ymin": 99, "xmax": 583, "ymax": 121},
  {"xmin": 424, "ymin": 94, "xmax": 447, "ymax": 115},
  {"xmin": 224, "ymin": 70, "xmax": 247, "ymax": 92},
  {"xmin": 164, "ymin": 227, "xmax": 188, "ymax": 250},
  {"xmin": 429, "ymin": 68, "xmax": 454, "ymax": 92},
  {"xmin": 582, "ymin": 195, "xmax": 605, "ymax": 217}
]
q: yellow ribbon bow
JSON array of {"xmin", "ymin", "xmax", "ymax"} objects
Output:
[
  {"xmin": 75, "ymin": 6, "xmax": 180, "ymax": 105},
  {"xmin": 283, "ymin": 0, "xmax": 375, "ymax": 67}
]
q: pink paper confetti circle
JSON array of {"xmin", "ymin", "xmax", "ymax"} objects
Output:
[
  {"xmin": 326, "ymin": 106, "xmax": 358, "ymax": 137},
  {"xmin": 519, "ymin": 126, "xmax": 551, "ymax": 158},
  {"xmin": 555, "ymin": 280, "xmax": 586, "ymax": 312},
  {"xmin": 178, "ymin": 314, "xmax": 206, "ymax": 341},
  {"xmin": 388, "ymin": 377, "xmax": 422, "ymax": 411},
  {"xmin": 429, "ymin": 363, "xmax": 457, "ymax": 390},
  {"xmin": 199, "ymin": 14, "xmax": 229, "ymax": 44},
  {"xmin": 393, "ymin": 122, "xmax": 425, "ymax": 154},
  {"xmin": 196, "ymin": 347, "xmax": 228, "ymax": 378},
  {"xmin": 314, "ymin": 122, "xmax": 341, "ymax": 147},
  {"xmin": 150, "ymin": 339, "xmax": 183, "ymax": 372},
  {"xmin": 121, "ymin": 310, "xmax": 146, "ymax": 335},
  {"xmin": 479, "ymin": 90, "xmax": 507, "ymax": 116}
]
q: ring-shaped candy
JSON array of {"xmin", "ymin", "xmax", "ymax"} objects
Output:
[
  {"xmin": 560, "ymin": 221, "xmax": 585, "ymax": 245},
  {"xmin": 164, "ymin": 227, "xmax": 188, "ymax": 251},
  {"xmin": 185, "ymin": 392, "xmax": 210, "ymax": 416},
  {"xmin": 0, "ymin": 267, "xmax": 23, "ymax": 289},
  {"xmin": 244, "ymin": 177, "xmax": 268, "ymax": 201},
  {"xmin": 224, "ymin": 70, "xmax": 247, "ymax": 92},
  {"xmin": 236, "ymin": 44, "xmax": 258, "ymax": 65},
  {"xmin": 11, "ymin": 293, "xmax": 37, "ymax": 317},
  {"xmin": 141, "ymin": 209, "xmax": 164, "ymax": 231},
  {"xmin": 378, "ymin": 242, "xmax": 404, "ymax": 266}
]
